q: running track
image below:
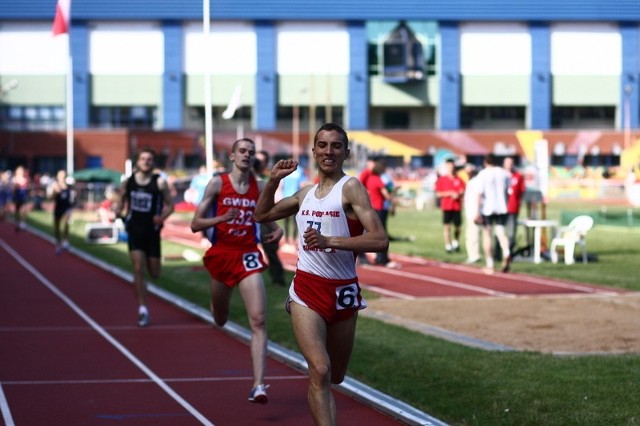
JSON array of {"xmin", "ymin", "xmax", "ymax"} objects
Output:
[
  {"xmin": 0, "ymin": 221, "xmax": 443, "ymax": 426},
  {"xmin": 1, "ymin": 220, "xmax": 623, "ymax": 426}
]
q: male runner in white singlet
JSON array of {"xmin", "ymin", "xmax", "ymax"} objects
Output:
[{"xmin": 255, "ymin": 123, "xmax": 389, "ymax": 426}]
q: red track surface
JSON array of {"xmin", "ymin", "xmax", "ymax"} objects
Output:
[
  {"xmin": 0, "ymin": 222, "xmax": 408, "ymax": 426},
  {"xmin": 3, "ymin": 219, "xmax": 622, "ymax": 425}
]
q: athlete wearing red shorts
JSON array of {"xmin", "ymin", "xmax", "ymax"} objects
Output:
[
  {"xmin": 191, "ymin": 138, "xmax": 282, "ymax": 405},
  {"xmin": 254, "ymin": 123, "xmax": 389, "ymax": 425},
  {"xmin": 287, "ymin": 174, "xmax": 367, "ymax": 323},
  {"xmin": 202, "ymin": 173, "xmax": 268, "ymax": 287}
]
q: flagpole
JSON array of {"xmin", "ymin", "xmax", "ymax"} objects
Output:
[
  {"xmin": 66, "ymin": 50, "xmax": 74, "ymax": 175},
  {"xmin": 203, "ymin": 0, "xmax": 214, "ymax": 174}
]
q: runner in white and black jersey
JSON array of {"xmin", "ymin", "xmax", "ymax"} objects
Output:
[
  {"xmin": 255, "ymin": 123, "xmax": 388, "ymax": 426},
  {"xmin": 117, "ymin": 148, "xmax": 174, "ymax": 327}
]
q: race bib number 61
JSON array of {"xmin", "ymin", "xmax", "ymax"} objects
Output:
[{"xmin": 335, "ymin": 283, "xmax": 360, "ymax": 310}]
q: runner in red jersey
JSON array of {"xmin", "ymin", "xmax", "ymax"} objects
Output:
[
  {"xmin": 254, "ymin": 123, "xmax": 389, "ymax": 426},
  {"xmin": 190, "ymin": 138, "xmax": 283, "ymax": 405}
]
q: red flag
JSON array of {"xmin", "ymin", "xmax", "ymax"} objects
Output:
[{"xmin": 52, "ymin": 0, "xmax": 71, "ymax": 36}]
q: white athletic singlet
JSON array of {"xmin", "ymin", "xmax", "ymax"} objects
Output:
[{"xmin": 295, "ymin": 175, "xmax": 362, "ymax": 280}]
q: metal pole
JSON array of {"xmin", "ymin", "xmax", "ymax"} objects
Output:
[
  {"xmin": 624, "ymin": 84, "xmax": 632, "ymax": 151},
  {"xmin": 292, "ymin": 102, "xmax": 300, "ymax": 162},
  {"xmin": 66, "ymin": 52, "xmax": 74, "ymax": 174},
  {"xmin": 203, "ymin": 0, "xmax": 214, "ymax": 173}
]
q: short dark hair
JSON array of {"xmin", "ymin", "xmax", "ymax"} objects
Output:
[
  {"xmin": 484, "ymin": 153, "xmax": 497, "ymax": 166},
  {"xmin": 231, "ymin": 137, "xmax": 255, "ymax": 153},
  {"xmin": 313, "ymin": 123, "xmax": 349, "ymax": 150},
  {"xmin": 135, "ymin": 148, "xmax": 156, "ymax": 162}
]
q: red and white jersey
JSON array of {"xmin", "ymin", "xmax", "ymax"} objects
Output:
[
  {"xmin": 207, "ymin": 173, "xmax": 260, "ymax": 248},
  {"xmin": 295, "ymin": 175, "xmax": 364, "ymax": 280}
]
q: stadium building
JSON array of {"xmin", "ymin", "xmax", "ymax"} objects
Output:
[{"xmin": 1, "ymin": 0, "xmax": 639, "ymax": 181}]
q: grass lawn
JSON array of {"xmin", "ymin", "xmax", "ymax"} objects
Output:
[{"xmin": 24, "ymin": 201, "xmax": 640, "ymax": 426}]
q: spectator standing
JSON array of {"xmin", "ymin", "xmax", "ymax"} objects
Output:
[
  {"xmin": 190, "ymin": 138, "xmax": 283, "ymax": 403},
  {"xmin": 462, "ymin": 165, "xmax": 481, "ymax": 264},
  {"xmin": 434, "ymin": 159, "xmax": 465, "ymax": 252},
  {"xmin": 117, "ymin": 148, "xmax": 175, "ymax": 327},
  {"xmin": 364, "ymin": 157, "xmax": 396, "ymax": 267},
  {"xmin": 357, "ymin": 157, "xmax": 376, "ymax": 264},
  {"xmin": 503, "ymin": 156, "xmax": 526, "ymax": 254},
  {"xmin": 475, "ymin": 154, "xmax": 512, "ymax": 273},
  {"xmin": 188, "ymin": 164, "xmax": 211, "ymax": 206},
  {"xmin": 254, "ymin": 123, "xmax": 389, "ymax": 425}
]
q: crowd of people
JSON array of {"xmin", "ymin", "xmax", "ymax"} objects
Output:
[{"xmin": 435, "ymin": 153, "xmax": 526, "ymax": 274}]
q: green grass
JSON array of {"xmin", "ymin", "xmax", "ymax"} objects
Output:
[{"xmin": 25, "ymin": 202, "xmax": 640, "ymax": 426}]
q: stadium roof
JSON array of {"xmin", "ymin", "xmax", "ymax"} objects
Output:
[{"xmin": 1, "ymin": 0, "xmax": 639, "ymax": 22}]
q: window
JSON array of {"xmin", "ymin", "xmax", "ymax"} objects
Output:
[
  {"xmin": 0, "ymin": 106, "xmax": 65, "ymax": 131},
  {"xmin": 383, "ymin": 110, "xmax": 410, "ymax": 129},
  {"xmin": 551, "ymin": 106, "xmax": 615, "ymax": 129},
  {"xmin": 460, "ymin": 106, "xmax": 525, "ymax": 129},
  {"xmin": 90, "ymin": 106, "xmax": 157, "ymax": 129}
]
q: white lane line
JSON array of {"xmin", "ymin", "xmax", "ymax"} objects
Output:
[
  {"xmin": 0, "ymin": 239, "xmax": 214, "ymax": 426},
  {"xmin": 361, "ymin": 264, "xmax": 516, "ymax": 297},
  {"xmin": 388, "ymin": 253, "xmax": 618, "ymax": 295},
  {"xmin": 361, "ymin": 284, "xmax": 416, "ymax": 300},
  {"xmin": 3, "ymin": 375, "xmax": 308, "ymax": 386},
  {"xmin": 0, "ymin": 383, "xmax": 15, "ymax": 426}
]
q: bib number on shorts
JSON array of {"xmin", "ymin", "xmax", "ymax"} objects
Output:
[
  {"xmin": 335, "ymin": 283, "xmax": 359, "ymax": 310},
  {"xmin": 242, "ymin": 251, "xmax": 263, "ymax": 272}
]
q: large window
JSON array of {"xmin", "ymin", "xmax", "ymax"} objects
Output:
[
  {"xmin": 383, "ymin": 110, "xmax": 410, "ymax": 129},
  {"xmin": 551, "ymin": 106, "xmax": 615, "ymax": 129},
  {"xmin": 90, "ymin": 106, "xmax": 157, "ymax": 129},
  {"xmin": 367, "ymin": 21, "xmax": 437, "ymax": 78},
  {"xmin": 460, "ymin": 106, "xmax": 525, "ymax": 129},
  {"xmin": 0, "ymin": 106, "xmax": 65, "ymax": 131}
]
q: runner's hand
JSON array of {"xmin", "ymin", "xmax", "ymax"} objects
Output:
[
  {"xmin": 222, "ymin": 208, "xmax": 239, "ymax": 222},
  {"xmin": 303, "ymin": 227, "xmax": 328, "ymax": 249},
  {"xmin": 271, "ymin": 159, "xmax": 299, "ymax": 180}
]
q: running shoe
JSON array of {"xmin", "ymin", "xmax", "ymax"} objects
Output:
[
  {"xmin": 501, "ymin": 255, "xmax": 512, "ymax": 273},
  {"xmin": 138, "ymin": 311, "xmax": 149, "ymax": 327},
  {"xmin": 248, "ymin": 384, "xmax": 269, "ymax": 404}
]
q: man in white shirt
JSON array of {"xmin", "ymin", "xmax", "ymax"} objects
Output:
[{"xmin": 475, "ymin": 154, "xmax": 512, "ymax": 273}]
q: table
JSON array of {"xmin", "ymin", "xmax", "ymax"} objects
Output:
[{"xmin": 519, "ymin": 219, "xmax": 559, "ymax": 264}]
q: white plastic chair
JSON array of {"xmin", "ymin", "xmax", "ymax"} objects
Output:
[{"xmin": 550, "ymin": 215, "xmax": 594, "ymax": 265}]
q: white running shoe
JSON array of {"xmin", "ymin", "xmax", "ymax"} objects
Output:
[
  {"xmin": 137, "ymin": 311, "xmax": 149, "ymax": 327},
  {"xmin": 248, "ymin": 384, "xmax": 269, "ymax": 404}
]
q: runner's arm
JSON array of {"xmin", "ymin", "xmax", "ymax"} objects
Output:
[
  {"xmin": 255, "ymin": 159, "xmax": 302, "ymax": 223},
  {"xmin": 190, "ymin": 176, "xmax": 237, "ymax": 233},
  {"xmin": 155, "ymin": 177, "xmax": 175, "ymax": 224}
]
